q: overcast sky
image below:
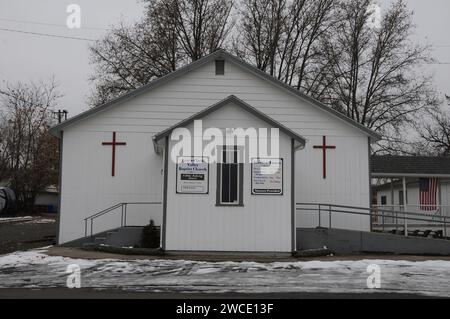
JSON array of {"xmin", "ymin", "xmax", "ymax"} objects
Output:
[{"xmin": 0, "ymin": 0, "xmax": 449, "ymax": 117}]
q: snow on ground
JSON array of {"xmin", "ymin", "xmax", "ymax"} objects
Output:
[
  {"xmin": 0, "ymin": 247, "xmax": 449, "ymax": 296},
  {"xmin": 0, "ymin": 216, "xmax": 55, "ymax": 224},
  {"xmin": 20, "ymin": 218, "xmax": 56, "ymax": 225},
  {"xmin": 0, "ymin": 216, "xmax": 34, "ymax": 223}
]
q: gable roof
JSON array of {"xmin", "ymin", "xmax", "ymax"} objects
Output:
[
  {"xmin": 49, "ymin": 49, "xmax": 381, "ymax": 141},
  {"xmin": 371, "ymin": 155, "xmax": 450, "ymax": 177},
  {"xmin": 153, "ymin": 95, "xmax": 306, "ymax": 146}
]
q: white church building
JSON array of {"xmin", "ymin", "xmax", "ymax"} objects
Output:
[{"xmin": 50, "ymin": 49, "xmax": 380, "ymax": 253}]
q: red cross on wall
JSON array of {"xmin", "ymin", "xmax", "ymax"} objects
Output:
[
  {"xmin": 102, "ymin": 132, "xmax": 127, "ymax": 177},
  {"xmin": 313, "ymin": 136, "xmax": 336, "ymax": 179}
]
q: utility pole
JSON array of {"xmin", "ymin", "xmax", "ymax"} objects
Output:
[{"xmin": 53, "ymin": 110, "xmax": 68, "ymax": 124}]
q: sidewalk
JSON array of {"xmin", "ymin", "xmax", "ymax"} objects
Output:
[{"xmin": 46, "ymin": 246, "xmax": 450, "ymax": 262}]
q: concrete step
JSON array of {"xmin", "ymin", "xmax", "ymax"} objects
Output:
[
  {"xmin": 62, "ymin": 226, "xmax": 151, "ymax": 248},
  {"xmin": 104, "ymin": 226, "xmax": 144, "ymax": 248}
]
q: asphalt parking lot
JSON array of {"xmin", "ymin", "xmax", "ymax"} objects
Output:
[{"xmin": 0, "ymin": 216, "xmax": 57, "ymax": 255}]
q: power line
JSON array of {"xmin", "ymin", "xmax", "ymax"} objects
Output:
[
  {"xmin": 0, "ymin": 17, "xmax": 108, "ymax": 31},
  {"xmin": 425, "ymin": 62, "xmax": 450, "ymax": 65},
  {"xmin": 0, "ymin": 28, "xmax": 95, "ymax": 41}
]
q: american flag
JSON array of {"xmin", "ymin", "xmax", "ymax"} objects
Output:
[{"xmin": 419, "ymin": 178, "xmax": 438, "ymax": 211}]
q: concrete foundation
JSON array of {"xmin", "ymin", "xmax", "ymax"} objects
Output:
[
  {"xmin": 297, "ymin": 228, "xmax": 450, "ymax": 255},
  {"xmin": 62, "ymin": 226, "xmax": 145, "ymax": 248}
]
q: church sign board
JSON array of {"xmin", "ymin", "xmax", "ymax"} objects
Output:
[
  {"xmin": 176, "ymin": 157, "xmax": 209, "ymax": 194},
  {"xmin": 251, "ymin": 158, "xmax": 283, "ymax": 195}
]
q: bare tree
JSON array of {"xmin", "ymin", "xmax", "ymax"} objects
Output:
[
  {"xmin": 89, "ymin": 0, "xmax": 438, "ymax": 155},
  {"xmin": 320, "ymin": 0, "xmax": 437, "ymax": 148},
  {"xmin": 168, "ymin": 0, "xmax": 234, "ymax": 61},
  {"xmin": 236, "ymin": 0, "xmax": 287, "ymax": 75},
  {"xmin": 89, "ymin": 0, "xmax": 234, "ymax": 105},
  {"xmin": 89, "ymin": 2, "xmax": 180, "ymax": 105},
  {"xmin": 235, "ymin": 0, "xmax": 337, "ymax": 85},
  {"xmin": 414, "ymin": 93, "xmax": 450, "ymax": 156},
  {"xmin": 0, "ymin": 80, "xmax": 60, "ymax": 213},
  {"xmin": 417, "ymin": 110, "xmax": 450, "ymax": 156},
  {"xmin": 279, "ymin": 0, "xmax": 337, "ymax": 90}
]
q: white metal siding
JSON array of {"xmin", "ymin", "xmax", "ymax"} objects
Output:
[
  {"xmin": 59, "ymin": 131, "xmax": 163, "ymax": 243},
  {"xmin": 440, "ymin": 181, "xmax": 450, "ymax": 206},
  {"xmin": 165, "ymin": 103, "xmax": 293, "ymax": 252},
  {"xmin": 376, "ymin": 180, "xmax": 450, "ymax": 212},
  {"xmin": 58, "ymin": 58, "xmax": 371, "ymax": 244},
  {"xmin": 296, "ymin": 135, "xmax": 370, "ymax": 231},
  {"xmin": 65, "ymin": 61, "xmax": 365, "ymax": 137}
]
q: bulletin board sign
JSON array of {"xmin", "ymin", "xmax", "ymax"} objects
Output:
[
  {"xmin": 176, "ymin": 157, "xmax": 209, "ymax": 194},
  {"xmin": 251, "ymin": 158, "xmax": 283, "ymax": 195}
]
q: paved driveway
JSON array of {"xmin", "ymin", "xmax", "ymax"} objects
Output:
[{"xmin": 0, "ymin": 217, "xmax": 56, "ymax": 254}]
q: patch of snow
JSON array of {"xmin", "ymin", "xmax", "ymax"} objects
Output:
[
  {"xmin": 0, "ymin": 216, "xmax": 55, "ymax": 224},
  {"xmin": 191, "ymin": 267, "xmax": 222, "ymax": 275},
  {"xmin": 20, "ymin": 218, "xmax": 56, "ymax": 225},
  {"xmin": 1, "ymin": 248, "xmax": 450, "ymax": 297},
  {"xmin": 0, "ymin": 216, "xmax": 34, "ymax": 223}
]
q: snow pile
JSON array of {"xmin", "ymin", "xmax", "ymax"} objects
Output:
[
  {"xmin": 0, "ymin": 216, "xmax": 55, "ymax": 224},
  {"xmin": 0, "ymin": 216, "xmax": 34, "ymax": 223},
  {"xmin": 21, "ymin": 218, "xmax": 56, "ymax": 225},
  {"xmin": 0, "ymin": 247, "xmax": 450, "ymax": 297}
]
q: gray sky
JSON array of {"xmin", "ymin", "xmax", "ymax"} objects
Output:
[{"xmin": 0, "ymin": 0, "xmax": 449, "ymax": 117}]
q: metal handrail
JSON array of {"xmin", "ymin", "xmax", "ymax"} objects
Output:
[
  {"xmin": 296, "ymin": 203, "xmax": 450, "ymax": 237},
  {"xmin": 297, "ymin": 203, "xmax": 450, "ymax": 220},
  {"xmin": 372, "ymin": 204, "xmax": 450, "ymax": 209},
  {"xmin": 371, "ymin": 205, "xmax": 450, "ymax": 221},
  {"xmin": 85, "ymin": 203, "xmax": 123, "ymax": 221},
  {"xmin": 83, "ymin": 202, "xmax": 162, "ymax": 237}
]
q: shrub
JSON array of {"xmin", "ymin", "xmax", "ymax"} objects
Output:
[{"xmin": 141, "ymin": 220, "xmax": 160, "ymax": 248}]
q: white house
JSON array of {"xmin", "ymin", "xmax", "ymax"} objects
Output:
[
  {"xmin": 50, "ymin": 49, "xmax": 380, "ymax": 253},
  {"xmin": 34, "ymin": 186, "xmax": 59, "ymax": 214},
  {"xmin": 372, "ymin": 156, "xmax": 450, "ymax": 220}
]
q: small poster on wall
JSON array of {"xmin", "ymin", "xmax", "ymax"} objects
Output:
[
  {"xmin": 176, "ymin": 157, "xmax": 209, "ymax": 194},
  {"xmin": 251, "ymin": 158, "xmax": 283, "ymax": 195}
]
